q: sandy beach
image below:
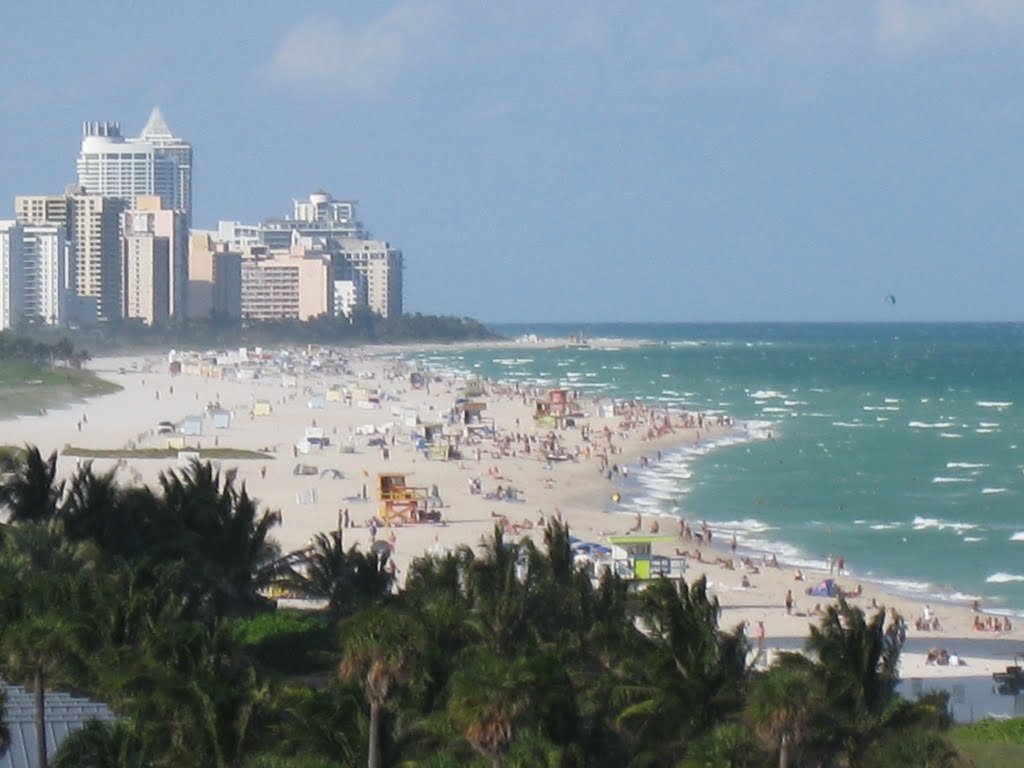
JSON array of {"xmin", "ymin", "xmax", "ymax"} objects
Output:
[{"xmin": 3, "ymin": 345, "xmax": 1021, "ymax": 721}]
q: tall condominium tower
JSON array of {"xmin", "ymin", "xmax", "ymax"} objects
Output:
[
  {"xmin": 76, "ymin": 108, "xmax": 192, "ymax": 223},
  {"xmin": 16, "ymin": 189, "xmax": 126, "ymax": 322},
  {"xmin": 124, "ymin": 196, "xmax": 188, "ymax": 318},
  {"xmin": 0, "ymin": 221, "xmax": 71, "ymax": 330}
]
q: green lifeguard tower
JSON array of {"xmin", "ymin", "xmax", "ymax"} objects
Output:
[{"xmin": 607, "ymin": 535, "xmax": 687, "ymax": 582}]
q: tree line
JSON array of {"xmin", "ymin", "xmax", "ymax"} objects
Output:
[
  {"xmin": 20, "ymin": 312, "xmax": 499, "ymax": 352},
  {"xmin": 0, "ymin": 446, "xmax": 965, "ymax": 767},
  {"xmin": 0, "ymin": 332, "xmax": 90, "ymax": 369}
]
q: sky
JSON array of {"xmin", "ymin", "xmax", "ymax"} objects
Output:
[{"xmin": 1, "ymin": 1, "xmax": 1023, "ymax": 323}]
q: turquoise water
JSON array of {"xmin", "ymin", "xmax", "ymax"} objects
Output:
[{"xmin": 407, "ymin": 323, "xmax": 1024, "ymax": 615}]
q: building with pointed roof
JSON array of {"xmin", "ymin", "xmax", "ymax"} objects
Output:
[{"xmin": 76, "ymin": 108, "xmax": 192, "ymax": 224}]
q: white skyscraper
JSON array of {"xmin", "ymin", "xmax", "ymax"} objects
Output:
[
  {"xmin": 0, "ymin": 221, "xmax": 71, "ymax": 329},
  {"xmin": 76, "ymin": 108, "xmax": 192, "ymax": 223}
]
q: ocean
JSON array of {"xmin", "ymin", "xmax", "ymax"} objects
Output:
[{"xmin": 405, "ymin": 323, "xmax": 1024, "ymax": 617}]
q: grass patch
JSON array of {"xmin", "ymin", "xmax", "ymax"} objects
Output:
[
  {"xmin": 62, "ymin": 446, "xmax": 273, "ymax": 460},
  {"xmin": 951, "ymin": 719, "xmax": 1024, "ymax": 767},
  {"xmin": 951, "ymin": 739, "xmax": 1024, "ymax": 767},
  {"xmin": 0, "ymin": 361, "xmax": 122, "ymax": 419}
]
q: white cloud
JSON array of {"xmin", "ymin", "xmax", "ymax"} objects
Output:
[
  {"xmin": 875, "ymin": 0, "xmax": 1024, "ymax": 53},
  {"xmin": 270, "ymin": 1, "xmax": 443, "ymax": 94}
]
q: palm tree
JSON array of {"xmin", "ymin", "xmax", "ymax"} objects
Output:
[
  {"xmin": 116, "ymin": 619, "xmax": 270, "ymax": 768},
  {"xmin": 283, "ymin": 531, "xmax": 393, "ymax": 621},
  {"xmin": 1, "ymin": 612, "xmax": 88, "ymax": 768},
  {"xmin": 617, "ymin": 576, "xmax": 748, "ymax": 763},
  {"xmin": 804, "ymin": 598, "xmax": 900, "ymax": 767},
  {"xmin": 464, "ymin": 526, "xmax": 537, "ymax": 655},
  {"xmin": 746, "ymin": 656, "xmax": 821, "ymax": 768},
  {"xmin": 52, "ymin": 719, "xmax": 148, "ymax": 768},
  {"xmin": 157, "ymin": 460, "xmax": 282, "ymax": 616},
  {"xmin": 0, "ymin": 445, "xmax": 64, "ymax": 524},
  {"xmin": 60, "ymin": 462, "xmax": 125, "ymax": 549},
  {"xmin": 447, "ymin": 649, "xmax": 534, "ymax": 768},
  {"xmin": 339, "ymin": 607, "xmax": 423, "ymax": 768}
]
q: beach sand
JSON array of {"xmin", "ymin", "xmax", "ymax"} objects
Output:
[{"xmin": 2, "ymin": 346, "xmax": 1021, "ymax": 721}]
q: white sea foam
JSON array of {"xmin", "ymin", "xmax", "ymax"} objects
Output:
[
  {"xmin": 946, "ymin": 462, "xmax": 989, "ymax": 469},
  {"xmin": 963, "ymin": 537, "xmax": 984, "ymax": 543},
  {"xmin": 987, "ymin": 572, "xmax": 1024, "ymax": 583},
  {"xmin": 863, "ymin": 405, "xmax": 900, "ymax": 411},
  {"xmin": 931, "ymin": 476, "xmax": 972, "ymax": 484},
  {"xmin": 749, "ymin": 390, "xmax": 786, "ymax": 399},
  {"xmin": 908, "ymin": 421, "xmax": 954, "ymax": 429},
  {"xmin": 976, "ymin": 428, "xmax": 997, "ymax": 434},
  {"xmin": 940, "ymin": 433, "xmax": 963, "ymax": 439},
  {"xmin": 1010, "ymin": 532, "xmax": 1024, "ymax": 542},
  {"xmin": 912, "ymin": 516, "xmax": 978, "ymax": 532},
  {"xmin": 874, "ymin": 577, "xmax": 931, "ymax": 594},
  {"xmin": 870, "ymin": 523, "xmax": 901, "ymax": 530},
  {"xmin": 979, "ymin": 422, "xmax": 1000, "ymax": 428},
  {"xmin": 977, "ymin": 401, "xmax": 1012, "ymax": 408},
  {"xmin": 833, "ymin": 421, "xmax": 868, "ymax": 428},
  {"xmin": 710, "ymin": 518, "xmax": 778, "ymax": 534},
  {"xmin": 761, "ymin": 406, "xmax": 790, "ymax": 413},
  {"xmin": 884, "ymin": 398, "xmax": 901, "ymax": 404},
  {"xmin": 981, "ymin": 488, "xmax": 1007, "ymax": 494},
  {"xmin": 783, "ymin": 400, "xmax": 808, "ymax": 406}
]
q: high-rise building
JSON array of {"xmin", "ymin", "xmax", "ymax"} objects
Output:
[
  {"xmin": 332, "ymin": 238, "xmax": 403, "ymax": 319},
  {"xmin": 217, "ymin": 191, "xmax": 402, "ymax": 318},
  {"xmin": 257, "ymin": 190, "xmax": 367, "ymax": 248},
  {"xmin": 241, "ymin": 251, "xmax": 332, "ymax": 321},
  {"xmin": 0, "ymin": 221, "xmax": 25, "ymax": 330},
  {"xmin": 124, "ymin": 196, "xmax": 188, "ymax": 317},
  {"xmin": 16, "ymin": 189, "xmax": 125, "ymax": 323},
  {"xmin": 0, "ymin": 221, "xmax": 71, "ymax": 329},
  {"xmin": 76, "ymin": 108, "xmax": 192, "ymax": 223},
  {"xmin": 122, "ymin": 230, "xmax": 169, "ymax": 325},
  {"xmin": 187, "ymin": 232, "xmax": 242, "ymax": 320}
]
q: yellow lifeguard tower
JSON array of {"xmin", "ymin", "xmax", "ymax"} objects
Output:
[{"xmin": 377, "ymin": 472, "xmax": 429, "ymax": 525}]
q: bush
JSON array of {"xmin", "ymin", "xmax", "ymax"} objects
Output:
[
  {"xmin": 234, "ymin": 610, "xmax": 332, "ymax": 675},
  {"xmin": 955, "ymin": 717, "xmax": 1024, "ymax": 744}
]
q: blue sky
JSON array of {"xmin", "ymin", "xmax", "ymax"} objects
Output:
[{"xmin": 1, "ymin": 1, "xmax": 1023, "ymax": 322}]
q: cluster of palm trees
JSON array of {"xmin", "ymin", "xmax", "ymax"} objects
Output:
[{"xmin": 0, "ymin": 445, "xmax": 961, "ymax": 767}]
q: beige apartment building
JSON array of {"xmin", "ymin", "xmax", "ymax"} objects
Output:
[
  {"xmin": 241, "ymin": 250, "xmax": 332, "ymax": 321},
  {"xmin": 124, "ymin": 196, "xmax": 188, "ymax": 317},
  {"xmin": 122, "ymin": 232, "xmax": 169, "ymax": 325},
  {"xmin": 187, "ymin": 233, "xmax": 242, "ymax": 319},
  {"xmin": 16, "ymin": 189, "xmax": 125, "ymax": 322}
]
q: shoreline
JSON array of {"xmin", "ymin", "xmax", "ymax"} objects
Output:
[{"xmin": 0, "ymin": 344, "xmax": 1020, "ymax": 720}]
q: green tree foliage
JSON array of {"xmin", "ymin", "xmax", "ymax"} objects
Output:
[
  {"xmin": 0, "ymin": 445, "xmax": 64, "ymax": 523},
  {"xmin": 0, "ymin": 444, "xmax": 975, "ymax": 766},
  {"xmin": 0, "ymin": 330, "xmax": 90, "ymax": 366},
  {"xmin": 283, "ymin": 530, "xmax": 393, "ymax": 622}
]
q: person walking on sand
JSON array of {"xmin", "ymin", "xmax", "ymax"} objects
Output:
[
  {"xmin": 756, "ymin": 621, "xmax": 766, "ymax": 652},
  {"xmin": 785, "ymin": 589, "xmax": 794, "ymax": 615}
]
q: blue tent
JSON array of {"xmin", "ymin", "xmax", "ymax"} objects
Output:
[{"xmin": 808, "ymin": 578, "xmax": 840, "ymax": 597}]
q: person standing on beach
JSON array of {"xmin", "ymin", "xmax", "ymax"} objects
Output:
[
  {"xmin": 756, "ymin": 621, "xmax": 766, "ymax": 652},
  {"xmin": 785, "ymin": 590, "xmax": 794, "ymax": 615}
]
